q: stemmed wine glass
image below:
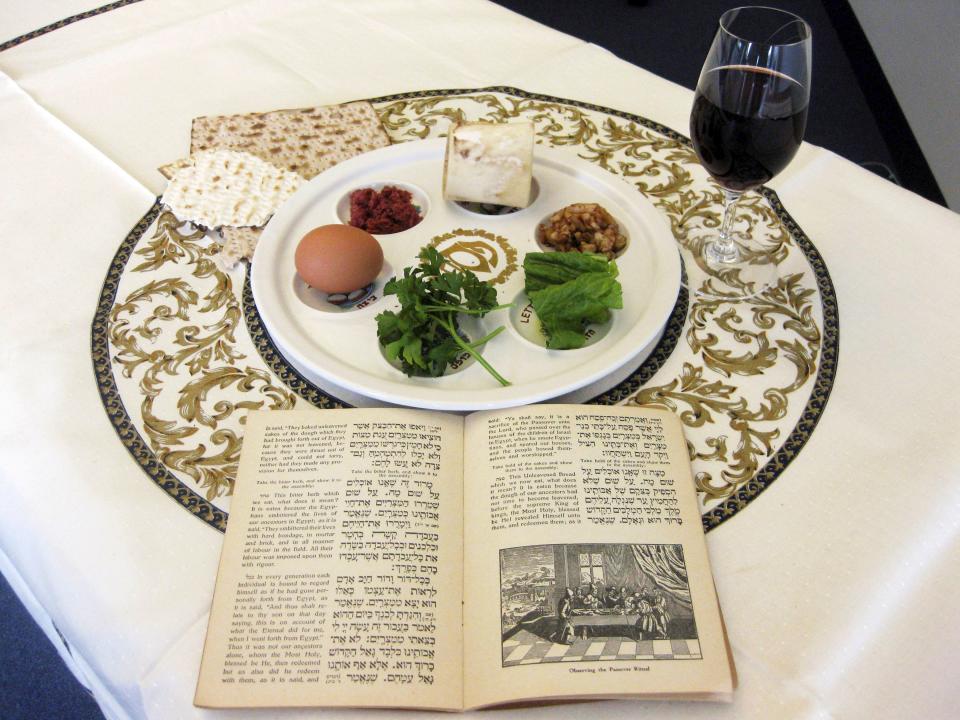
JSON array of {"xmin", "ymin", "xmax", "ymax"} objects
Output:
[{"xmin": 689, "ymin": 6, "xmax": 812, "ymax": 299}]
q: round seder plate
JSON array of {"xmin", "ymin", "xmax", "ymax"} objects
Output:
[{"xmin": 251, "ymin": 138, "xmax": 681, "ymax": 411}]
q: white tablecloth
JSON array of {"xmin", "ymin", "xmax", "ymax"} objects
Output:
[{"xmin": 2, "ymin": 2, "xmax": 958, "ymax": 719}]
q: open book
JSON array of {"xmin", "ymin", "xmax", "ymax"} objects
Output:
[{"xmin": 195, "ymin": 404, "xmax": 735, "ymax": 710}]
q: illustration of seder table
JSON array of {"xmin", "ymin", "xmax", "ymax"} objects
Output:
[{"xmin": 570, "ymin": 613, "xmax": 640, "ymax": 640}]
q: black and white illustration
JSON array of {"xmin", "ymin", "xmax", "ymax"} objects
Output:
[{"xmin": 500, "ymin": 543, "xmax": 701, "ymax": 667}]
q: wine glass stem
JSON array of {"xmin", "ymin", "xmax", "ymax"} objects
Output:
[{"xmin": 707, "ymin": 189, "xmax": 743, "ymax": 265}]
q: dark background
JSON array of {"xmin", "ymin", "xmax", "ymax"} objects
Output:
[
  {"xmin": 0, "ymin": 2, "xmax": 946, "ymax": 719},
  {"xmin": 494, "ymin": 0, "xmax": 946, "ymax": 205}
]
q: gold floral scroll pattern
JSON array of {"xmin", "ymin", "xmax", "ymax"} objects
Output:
[
  {"xmin": 105, "ymin": 209, "xmax": 296, "ymax": 518},
  {"xmin": 93, "ymin": 87, "xmax": 837, "ymax": 533},
  {"xmin": 374, "ymin": 88, "xmax": 837, "ymax": 529}
]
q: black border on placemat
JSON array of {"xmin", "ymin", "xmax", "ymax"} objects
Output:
[{"xmin": 91, "ymin": 87, "xmax": 838, "ymax": 534}]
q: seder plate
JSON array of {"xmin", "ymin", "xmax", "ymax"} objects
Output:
[{"xmin": 251, "ymin": 137, "xmax": 680, "ymax": 410}]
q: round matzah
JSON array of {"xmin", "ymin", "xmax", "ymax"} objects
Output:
[{"xmin": 162, "ymin": 150, "xmax": 303, "ymax": 229}]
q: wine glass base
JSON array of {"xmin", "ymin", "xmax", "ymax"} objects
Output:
[{"xmin": 686, "ymin": 254, "xmax": 779, "ymax": 301}]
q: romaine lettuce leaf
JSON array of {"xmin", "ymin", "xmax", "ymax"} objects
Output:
[
  {"xmin": 523, "ymin": 252, "xmax": 623, "ymax": 350},
  {"xmin": 523, "ymin": 251, "xmax": 613, "ymax": 293}
]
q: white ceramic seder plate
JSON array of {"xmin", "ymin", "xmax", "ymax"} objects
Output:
[{"xmin": 252, "ymin": 138, "xmax": 680, "ymax": 411}]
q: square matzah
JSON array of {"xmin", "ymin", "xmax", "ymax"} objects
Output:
[
  {"xmin": 185, "ymin": 100, "xmax": 391, "ymax": 266},
  {"xmin": 189, "ymin": 101, "xmax": 390, "ymax": 179},
  {"xmin": 190, "ymin": 101, "xmax": 390, "ymax": 267}
]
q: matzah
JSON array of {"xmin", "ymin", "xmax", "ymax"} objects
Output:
[
  {"xmin": 158, "ymin": 156, "xmax": 189, "ymax": 181},
  {"xmin": 189, "ymin": 101, "xmax": 390, "ymax": 180},
  {"xmin": 215, "ymin": 226, "xmax": 261, "ymax": 271},
  {"xmin": 180, "ymin": 100, "xmax": 391, "ymax": 267},
  {"xmin": 162, "ymin": 149, "xmax": 303, "ymax": 229}
]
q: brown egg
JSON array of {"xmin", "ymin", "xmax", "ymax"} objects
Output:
[{"xmin": 295, "ymin": 224, "xmax": 384, "ymax": 294}]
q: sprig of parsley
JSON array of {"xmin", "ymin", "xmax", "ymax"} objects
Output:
[{"xmin": 376, "ymin": 247, "xmax": 511, "ymax": 386}]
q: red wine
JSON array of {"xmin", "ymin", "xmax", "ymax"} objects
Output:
[{"xmin": 690, "ymin": 65, "xmax": 808, "ymax": 192}]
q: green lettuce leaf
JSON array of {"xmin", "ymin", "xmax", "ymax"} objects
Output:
[
  {"xmin": 523, "ymin": 251, "xmax": 612, "ymax": 293},
  {"xmin": 523, "ymin": 252, "xmax": 623, "ymax": 350}
]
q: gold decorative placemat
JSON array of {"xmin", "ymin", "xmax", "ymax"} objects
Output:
[{"xmin": 92, "ymin": 87, "xmax": 838, "ymax": 533}]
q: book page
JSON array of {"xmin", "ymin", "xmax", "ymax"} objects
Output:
[
  {"xmin": 462, "ymin": 405, "xmax": 732, "ymax": 708},
  {"xmin": 195, "ymin": 408, "xmax": 463, "ymax": 711}
]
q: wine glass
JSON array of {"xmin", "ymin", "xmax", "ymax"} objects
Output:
[{"xmin": 689, "ymin": 6, "xmax": 812, "ymax": 299}]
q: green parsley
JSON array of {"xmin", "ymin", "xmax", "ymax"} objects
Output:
[{"xmin": 376, "ymin": 247, "xmax": 511, "ymax": 386}]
